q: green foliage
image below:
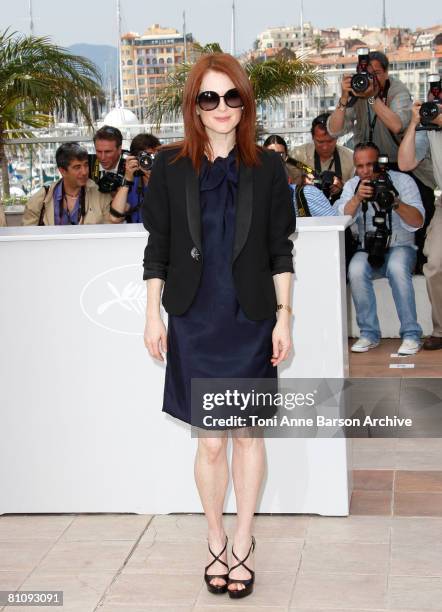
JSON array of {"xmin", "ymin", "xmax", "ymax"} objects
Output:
[
  {"xmin": 0, "ymin": 28, "xmax": 102, "ymax": 132},
  {"xmin": 0, "ymin": 28, "xmax": 103, "ymax": 196}
]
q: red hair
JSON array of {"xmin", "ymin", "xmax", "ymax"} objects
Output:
[{"xmin": 170, "ymin": 53, "xmax": 259, "ymax": 170}]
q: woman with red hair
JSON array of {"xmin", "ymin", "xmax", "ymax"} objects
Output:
[{"xmin": 142, "ymin": 53, "xmax": 295, "ymax": 599}]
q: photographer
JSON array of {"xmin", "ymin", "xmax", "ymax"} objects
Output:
[
  {"xmin": 90, "ymin": 125, "xmax": 123, "ymax": 189},
  {"xmin": 336, "ymin": 142, "xmax": 425, "ymax": 355},
  {"xmin": 328, "ymin": 50, "xmax": 435, "ymax": 271},
  {"xmin": 399, "ymin": 99, "xmax": 442, "ymax": 350},
  {"xmin": 263, "ymin": 135, "xmax": 336, "ymax": 216},
  {"xmin": 23, "ymin": 143, "xmax": 111, "ymax": 226},
  {"xmin": 291, "ymin": 113, "xmax": 354, "ymax": 201},
  {"xmin": 109, "ymin": 133, "xmax": 161, "ymax": 224}
]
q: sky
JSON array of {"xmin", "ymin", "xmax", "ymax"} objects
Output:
[{"xmin": 2, "ymin": 0, "xmax": 441, "ymax": 53}]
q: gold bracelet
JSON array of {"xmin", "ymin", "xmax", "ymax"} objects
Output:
[{"xmin": 276, "ymin": 304, "xmax": 292, "ymax": 315}]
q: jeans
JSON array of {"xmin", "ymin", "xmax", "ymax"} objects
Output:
[{"xmin": 348, "ymin": 246, "xmax": 422, "ymax": 343}]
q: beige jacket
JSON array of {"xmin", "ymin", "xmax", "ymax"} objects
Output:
[
  {"xmin": 22, "ymin": 179, "xmax": 111, "ymax": 226},
  {"xmin": 290, "ymin": 142, "xmax": 355, "ymax": 184}
]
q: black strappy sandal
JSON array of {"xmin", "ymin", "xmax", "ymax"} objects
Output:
[
  {"xmin": 204, "ymin": 535, "xmax": 229, "ymax": 594},
  {"xmin": 227, "ymin": 535, "xmax": 256, "ymax": 599}
]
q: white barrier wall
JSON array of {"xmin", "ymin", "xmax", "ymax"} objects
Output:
[{"xmin": 0, "ymin": 219, "xmax": 352, "ymax": 516}]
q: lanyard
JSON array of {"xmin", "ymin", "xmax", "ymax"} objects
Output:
[
  {"xmin": 366, "ymin": 79, "xmax": 391, "ymax": 142},
  {"xmin": 314, "ymin": 148, "xmax": 342, "ymax": 178}
]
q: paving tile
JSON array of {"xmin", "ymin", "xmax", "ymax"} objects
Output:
[
  {"xmin": 299, "ymin": 541, "xmax": 389, "ymax": 575},
  {"xmin": 99, "ymin": 606, "xmax": 193, "ymax": 612},
  {"xmin": 196, "ymin": 571, "xmax": 295, "ymax": 607},
  {"xmin": 0, "ymin": 541, "xmax": 55, "ymax": 571},
  {"xmin": 251, "ymin": 515, "xmax": 310, "ymax": 541},
  {"xmin": 0, "ymin": 515, "xmax": 73, "ymax": 540},
  {"xmin": 353, "ymin": 470, "xmax": 394, "ymax": 490},
  {"xmin": 35, "ymin": 540, "xmax": 134, "ymax": 573},
  {"xmin": 349, "ymin": 490, "xmax": 392, "ymax": 515},
  {"xmin": 395, "ymin": 439, "xmax": 442, "ymax": 470},
  {"xmin": 394, "ymin": 492, "xmax": 442, "ymax": 517},
  {"xmin": 102, "ymin": 572, "xmax": 202, "ymax": 607},
  {"xmin": 388, "ymin": 575, "xmax": 442, "ymax": 609},
  {"xmin": 141, "ymin": 514, "xmax": 209, "ymax": 542},
  {"xmin": 391, "ymin": 516, "xmax": 442, "ymax": 545},
  {"xmin": 0, "ymin": 570, "xmax": 30, "ymax": 590},
  {"xmin": 61, "ymin": 514, "xmax": 151, "ymax": 541},
  {"xmin": 8, "ymin": 571, "xmax": 115, "ymax": 612},
  {"xmin": 123, "ymin": 539, "xmax": 205, "ymax": 575},
  {"xmin": 395, "ymin": 471, "xmax": 442, "ymax": 493},
  {"xmin": 391, "ymin": 541, "xmax": 442, "ymax": 577},
  {"xmin": 290, "ymin": 573, "xmax": 387, "ymax": 609},
  {"xmin": 352, "ymin": 439, "xmax": 397, "ymax": 470},
  {"xmin": 99, "ymin": 607, "xmax": 193, "ymax": 612},
  {"xmin": 307, "ymin": 515, "xmax": 391, "ymax": 544},
  {"xmin": 194, "ymin": 606, "xmax": 288, "ymax": 612}
]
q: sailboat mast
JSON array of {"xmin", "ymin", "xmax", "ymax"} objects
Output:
[
  {"xmin": 116, "ymin": 0, "xmax": 124, "ymax": 108},
  {"xmin": 230, "ymin": 0, "xmax": 236, "ymax": 56},
  {"xmin": 183, "ymin": 11, "xmax": 188, "ymax": 63},
  {"xmin": 29, "ymin": 0, "xmax": 34, "ymax": 35}
]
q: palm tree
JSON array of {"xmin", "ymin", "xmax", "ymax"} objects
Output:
[
  {"xmin": 145, "ymin": 44, "xmax": 323, "ymax": 127},
  {"xmin": 0, "ymin": 29, "xmax": 103, "ymax": 197}
]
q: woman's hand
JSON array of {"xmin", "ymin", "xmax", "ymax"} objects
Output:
[
  {"xmin": 271, "ymin": 314, "xmax": 292, "ymax": 367},
  {"xmin": 144, "ymin": 315, "xmax": 167, "ymax": 362}
]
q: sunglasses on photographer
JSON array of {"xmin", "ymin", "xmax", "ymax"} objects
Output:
[{"xmin": 196, "ymin": 88, "xmax": 243, "ymax": 111}]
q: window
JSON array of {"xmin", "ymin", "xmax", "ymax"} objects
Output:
[
  {"xmin": 152, "ymin": 58, "xmax": 157, "ymax": 65},
  {"xmin": 159, "ymin": 57, "xmax": 164, "ymax": 64},
  {"xmin": 167, "ymin": 57, "xmax": 173, "ymax": 64}
]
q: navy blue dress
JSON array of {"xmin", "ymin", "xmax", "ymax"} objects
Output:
[{"xmin": 162, "ymin": 149, "xmax": 277, "ymax": 425}]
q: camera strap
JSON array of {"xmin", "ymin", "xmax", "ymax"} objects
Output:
[
  {"xmin": 314, "ymin": 149, "xmax": 342, "ymax": 178},
  {"xmin": 295, "ymin": 186, "xmax": 311, "ymax": 217}
]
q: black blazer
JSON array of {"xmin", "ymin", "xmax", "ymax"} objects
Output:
[{"xmin": 142, "ymin": 147, "xmax": 296, "ymax": 321}]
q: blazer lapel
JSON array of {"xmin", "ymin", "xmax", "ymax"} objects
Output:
[
  {"xmin": 232, "ymin": 162, "xmax": 253, "ymax": 264},
  {"xmin": 185, "ymin": 158, "xmax": 202, "ymax": 251}
]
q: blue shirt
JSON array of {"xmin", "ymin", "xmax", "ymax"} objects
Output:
[
  {"xmin": 53, "ymin": 181, "xmax": 81, "ymax": 225},
  {"xmin": 290, "ymin": 184, "xmax": 336, "ymax": 217},
  {"xmin": 336, "ymin": 171, "xmax": 425, "ymax": 249},
  {"xmin": 126, "ymin": 175, "xmax": 147, "ymax": 223}
]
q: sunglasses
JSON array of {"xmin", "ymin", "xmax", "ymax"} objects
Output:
[{"xmin": 196, "ymin": 88, "xmax": 243, "ymax": 111}]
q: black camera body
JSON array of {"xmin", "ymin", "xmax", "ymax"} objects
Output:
[
  {"xmin": 418, "ymin": 74, "xmax": 442, "ymax": 129},
  {"xmin": 136, "ymin": 151, "xmax": 155, "ymax": 172},
  {"xmin": 97, "ymin": 150, "xmax": 156, "ymax": 192},
  {"xmin": 362, "ymin": 155, "xmax": 397, "ymax": 267},
  {"xmin": 366, "ymin": 155, "xmax": 398, "ymax": 211},
  {"xmin": 312, "ymin": 170, "xmax": 336, "ymax": 200},
  {"xmin": 351, "ymin": 48, "xmax": 373, "ymax": 94},
  {"xmin": 97, "ymin": 150, "xmax": 130, "ymax": 193}
]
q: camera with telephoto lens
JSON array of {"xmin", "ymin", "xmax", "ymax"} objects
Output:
[
  {"xmin": 97, "ymin": 150, "xmax": 131, "ymax": 193},
  {"xmin": 362, "ymin": 155, "xmax": 397, "ymax": 267},
  {"xmin": 351, "ymin": 48, "xmax": 373, "ymax": 94},
  {"xmin": 366, "ymin": 155, "xmax": 397, "ymax": 210},
  {"xmin": 418, "ymin": 74, "xmax": 442, "ymax": 130}
]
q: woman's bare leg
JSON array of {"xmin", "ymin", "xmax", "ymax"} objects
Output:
[
  {"xmin": 228, "ymin": 430, "xmax": 265, "ymax": 592},
  {"xmin": 194, "ymin": 432, "xmax": 229, "ymax": 587}
]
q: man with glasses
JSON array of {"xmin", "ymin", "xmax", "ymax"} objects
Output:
[
  {"xmin": 327, "ymin": 51, "xmax": 435, "ymax": 272},
  {"xmin": 291, "ymin": 113, "xmax": 354, "ymax": 201}
]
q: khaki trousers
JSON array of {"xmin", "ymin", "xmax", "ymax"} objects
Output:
[{"xmin": 423, "ymin": 195, "xmax": 442, "ymax": 337}]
